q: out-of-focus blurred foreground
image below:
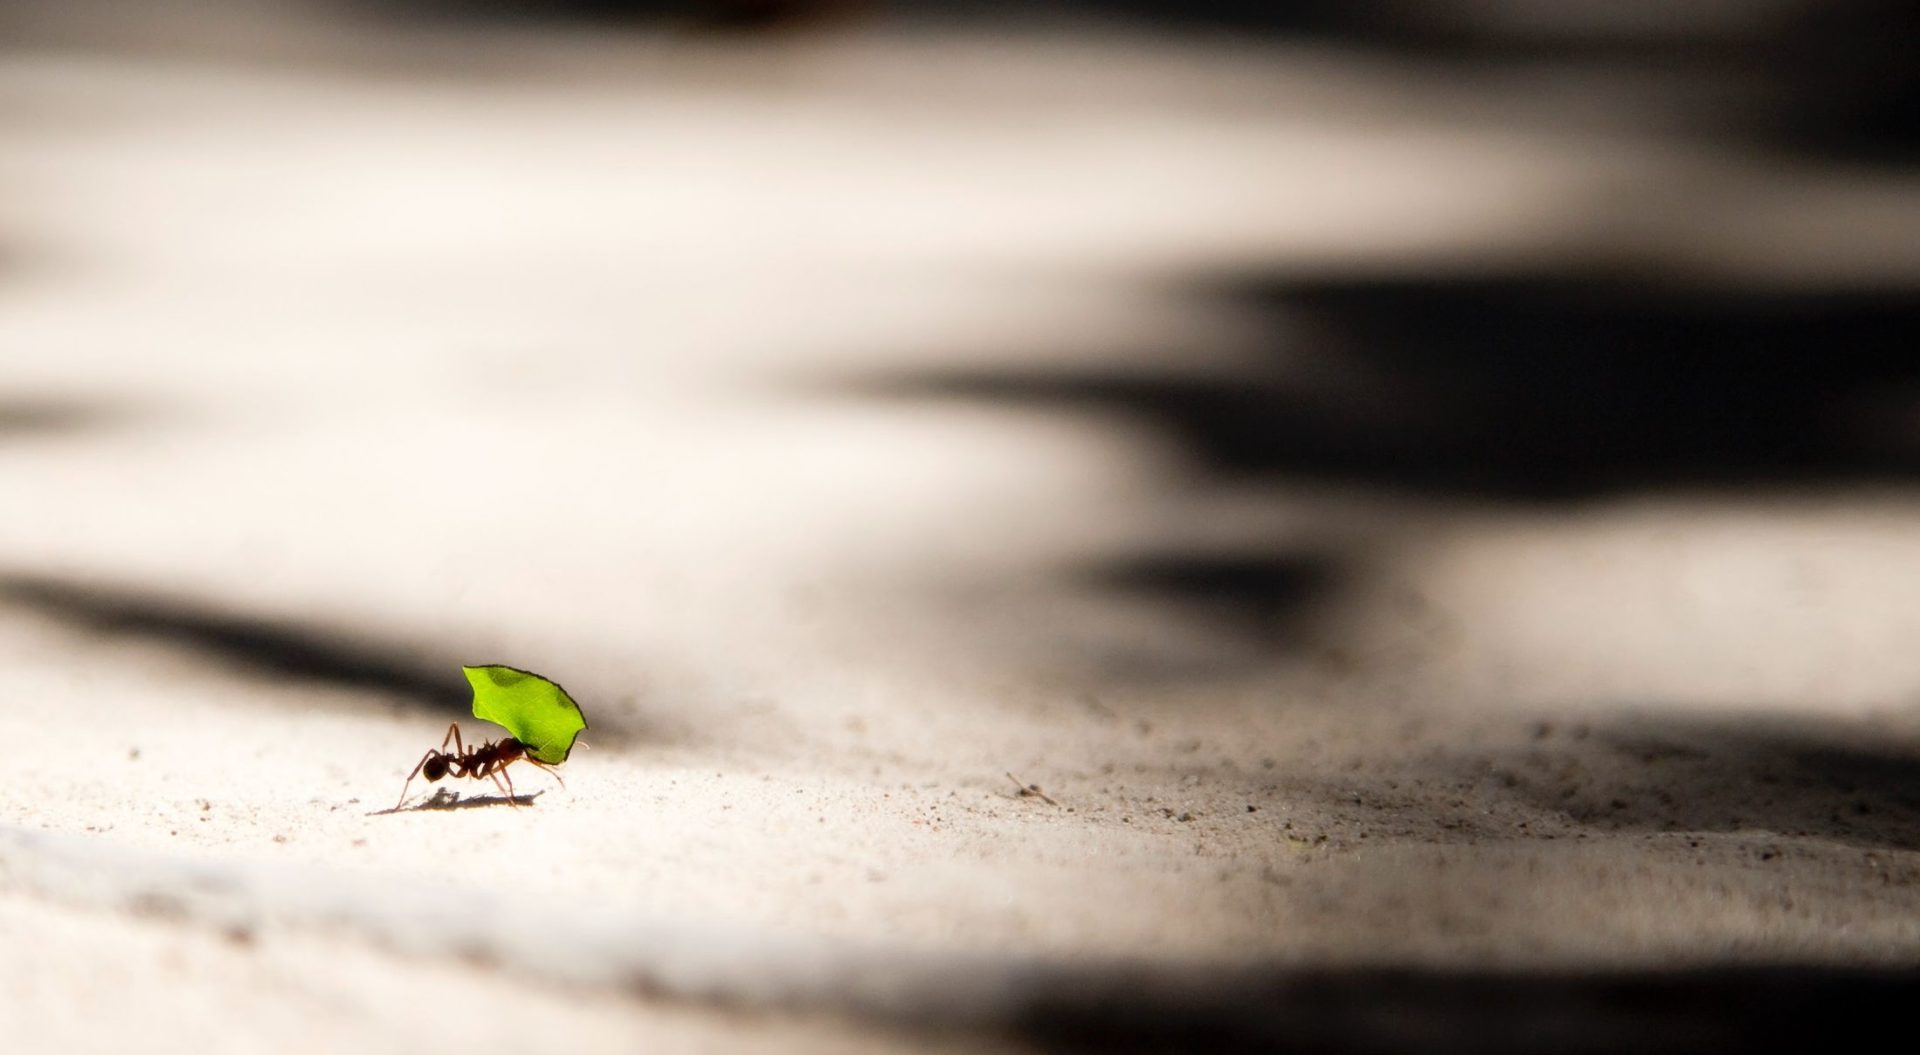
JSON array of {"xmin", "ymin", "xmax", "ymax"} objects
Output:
[{"xmin": 3, "ymin": 1, "xmax": 1919, "ymax": 1051}]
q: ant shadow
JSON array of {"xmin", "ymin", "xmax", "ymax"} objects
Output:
[{"xmin": 367, "ymin": 787, "xmax": 545, "ymax": 816}]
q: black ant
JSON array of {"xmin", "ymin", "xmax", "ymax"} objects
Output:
[{"xmin": 394, "ymin": 722, "xmax": 565, "ymax": 809}]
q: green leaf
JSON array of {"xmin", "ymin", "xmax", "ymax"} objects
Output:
[{"xmin": 462, "ymin": 664, "xmax": 588, "ymax": 765}]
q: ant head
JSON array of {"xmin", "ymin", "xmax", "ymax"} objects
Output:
[{"xmin": 423, "ymin": 754, "xmax": 451, "ymax": 782}]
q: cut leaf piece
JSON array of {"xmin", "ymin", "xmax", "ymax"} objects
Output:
[{"xmin": 462, "ymin": 664, "xmax": 588, "ymax": 765}]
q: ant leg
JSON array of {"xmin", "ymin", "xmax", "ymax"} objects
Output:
[
  {"xmin": 394, "ymin": 751, "xmax": 437, "ymax": 810},
  {"xmin": 526, "ymin": 758, "xmax": 566, "ymax": 790},
  {"xmin": 441, "ymin": 722, "xmax": 465, "ymax": 754},
  {"xmin": 487, "ymin": 765, "xmax": 520, "ymax": 807}
]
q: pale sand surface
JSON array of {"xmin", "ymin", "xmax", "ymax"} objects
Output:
[{"xmin": 4, "ymin": 10, "xmax": 1920, "ymax": 1051}]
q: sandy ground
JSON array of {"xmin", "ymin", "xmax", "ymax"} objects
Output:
[{"xmin": 4, "ymin": 8, "xmax": 1920, "ymax": 1052}]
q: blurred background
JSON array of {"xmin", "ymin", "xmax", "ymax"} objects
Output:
[{"xmin": 3, "ymin": 1, "xmax": 1920, "ymax": 1052}]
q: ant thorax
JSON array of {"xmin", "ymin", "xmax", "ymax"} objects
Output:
[{"xmin": 439, "ymin": 737, "xmax": 525, "ymax": 779}]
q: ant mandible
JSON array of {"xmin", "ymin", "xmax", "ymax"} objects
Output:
[{"xmin": 394, "ymin": 722, "xmax": 565, "ymax": 809}]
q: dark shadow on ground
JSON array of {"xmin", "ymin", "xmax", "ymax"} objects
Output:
[
  {"xmin": 0, "ymin": 397, "xmax": 123, "ymax": 440},
  {"xmin": 1455, "ymin": 713, "xmax": 1920, "ymax": 854},
  {"xmin": 994, "ymin": 547, "xmax": 1353, "ymax": 685},
  {"xmin": 1093, "ymin": 0, "xmax": 1920, "ymax": 163},
  {"xmin": 862, "ymin": 275, "xmax": 1920, "ymax": 504},
  {"xmin": 1010, "ymin": 962, "xmax": 1920, "ymax": 1054},
  {"xmin": 345, "ymin": 0, "xmax": 861, "ymax": 31},
  {"xmin": 1073, "ymin": 550, "xmax": 1343, "ymax": 652},
  {"xmin": 0, "ymin": 573, "xmax": 470, "ymax": 711},
  {"xmin": 843, "ymin": 270, "xmax": 1920, "ymax": 656},
  {"xmin": 0, "ymin": 572, "xmax": 665, "ymax": 744}
]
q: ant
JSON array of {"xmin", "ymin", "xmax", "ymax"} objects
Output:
[{"xmin": 394, "ymin": 722, "xmax": 565, "ymax": 810}]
